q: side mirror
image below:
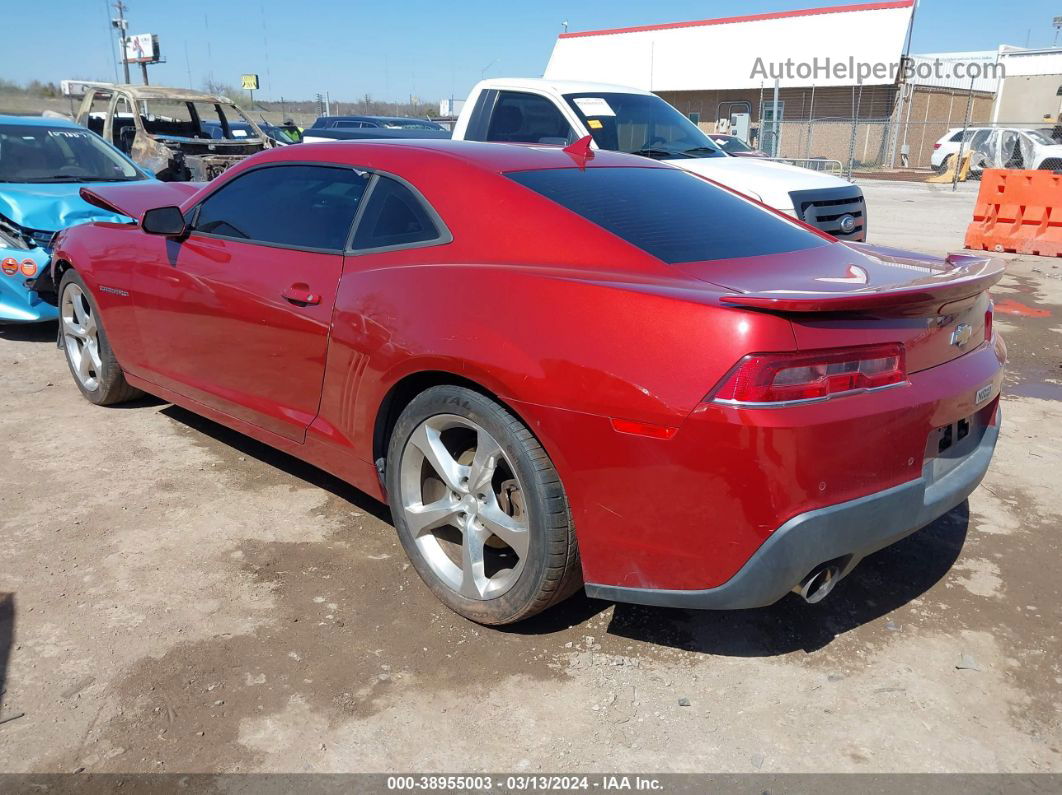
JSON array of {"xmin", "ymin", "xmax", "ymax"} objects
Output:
[{"xmin": 141, "ymin": 206, "xmax": 187, "ymax": 238}]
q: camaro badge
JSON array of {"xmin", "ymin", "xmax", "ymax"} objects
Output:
[
  {"xmin": 815, "ymin": 264, "xmax": 868, "ymax": 285},
  {"xmin": 951, "ymin": 323, "xmax": 973, "ymax": 347}
]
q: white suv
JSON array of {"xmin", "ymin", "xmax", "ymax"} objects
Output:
[
  {"xmin": 931, "ymin": 128, "xmax": 980, "ymax": 172},
  {"xmin": 932, "ymin": 126, "xmax": 1062, "ymax": 172}
]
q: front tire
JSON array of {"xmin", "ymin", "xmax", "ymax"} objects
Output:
[
  {"xmin": 386, "ymin": 385, "xmax": 581, "ymax": 625},
  {"xmin": 59, "ymin": 270, "xmax": 142, "ymax": 406}
]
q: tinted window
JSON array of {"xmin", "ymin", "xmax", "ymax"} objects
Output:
[
  {"xmin": 352, "ymin": 176, "xmax": 442, "ymax": 250},
  {"xmin": 195, "ymin": 165, "xmax": 368, "ymax": 250},
  {"xmin": 506, "ymin": 167, "xmax": 825, "ymax": 264},
  {"xmin": 486, "ymin": 91, "xmax": 574, "ymax": 145}
]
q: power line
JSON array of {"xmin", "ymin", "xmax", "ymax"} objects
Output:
[
  {"xmin": 112, "ymin": 0, "xmax": 130, "ymax": 84},
  {"xmin": 102, "ymin": 0, "xmax": 119, "ymax": 82}
]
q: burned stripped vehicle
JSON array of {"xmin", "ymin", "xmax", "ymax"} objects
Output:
[{"xmin": 75, "ymin": 85, "xmax": 275, "ymax": 181}]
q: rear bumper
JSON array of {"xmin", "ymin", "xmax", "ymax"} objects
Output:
[{"xmin": 585, "ymin": 411, "xmax": 999, "ymax": 610}]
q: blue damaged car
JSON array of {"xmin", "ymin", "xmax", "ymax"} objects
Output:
[{"xmin": 0, "ymin": 115, "xmax": 154, "ymax": 323}]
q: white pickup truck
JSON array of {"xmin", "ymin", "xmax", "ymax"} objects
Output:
[{"xmin": 453, "ymin": 78, "xmax": 867, "ymax": 241}]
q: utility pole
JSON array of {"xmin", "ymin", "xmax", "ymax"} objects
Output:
[
  {"xmin": 951, "ymin": 76, "xmax": 975, "ymax": 193},
  {"xmin": 770, "ymin": 79, "xmax": 780, "ymax": 157},
  {"xmin": 112, "ymin": 1, "xmax": 130, "ymax": 84}
]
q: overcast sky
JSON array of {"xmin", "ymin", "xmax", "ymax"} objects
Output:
[{"xmin": 5, "ymin": 0, "xmax": 1060, "ymax": 101}]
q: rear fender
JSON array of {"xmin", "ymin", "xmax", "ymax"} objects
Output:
[{"xmin": 317, "ymin": 261, "xmax": 798, "ymax": 469}]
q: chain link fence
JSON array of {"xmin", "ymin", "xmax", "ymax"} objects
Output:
[{"xmin": 757, "ymin": 118, "xmax": 1059, "ymax": 176}]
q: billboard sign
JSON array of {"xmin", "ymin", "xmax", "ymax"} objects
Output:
[
  {"xmin": 241, "ymin": 74, "xmax": 260, "ymax": 91},
  {"xmin": 124, "ymin": 33, "xmax": 159, "ymax": 63}
]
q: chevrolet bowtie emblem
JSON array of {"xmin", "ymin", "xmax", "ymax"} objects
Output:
[{"xmin": 950, "ymin": 323, "xmax": 973, "ymax": 347}]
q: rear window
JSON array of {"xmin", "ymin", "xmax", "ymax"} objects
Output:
[{"xmin": 506, "ymin": 167, "xmax": 825, "ymax": 263}]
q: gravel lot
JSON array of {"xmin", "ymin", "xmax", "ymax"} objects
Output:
[{"xmin": 1, "ymin": 180, "xmax": 1059, "ymax": 774}]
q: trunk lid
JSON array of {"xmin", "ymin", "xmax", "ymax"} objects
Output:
[{"xmin": 675, "ymin": 241, "xmax": 1003, "ymax": 373}]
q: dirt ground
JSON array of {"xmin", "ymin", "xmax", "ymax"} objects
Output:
[{"xmin": 0, "ymin": 182, "xmax": 1060, "ymax": 774}]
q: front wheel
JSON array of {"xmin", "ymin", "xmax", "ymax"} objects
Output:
[
  {"xmin": 59, "ymin": 270, "xmax": 142, "ymax": 406},
  {"xmin": 386, "ymin": 385, "xmax": 581, "ymax": 625}
]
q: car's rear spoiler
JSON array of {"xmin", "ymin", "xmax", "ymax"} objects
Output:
[
  {"xmin": 79, "ymin": 182, "xmax": 204, "ymax": 221},
  {"xmin": 719, "ymin": 253, "xmax": 1005, "ymax": 314}
]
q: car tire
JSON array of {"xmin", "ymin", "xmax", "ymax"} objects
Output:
[
  {"xmin": 58, "ymin": 269, "xmax": 143, "ymax": 406},
  {"xmin": 935, "ymin": 154, "xmax": 953, "ymax": 174},
  {"xmin": 386, "ymin": 385, "xmax": 581, "ymax": 625}
]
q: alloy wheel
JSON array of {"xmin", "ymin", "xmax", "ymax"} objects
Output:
[
  {"xmin": 399, "ymin": 414, "xmax": 529, "ymax": 600},
  {"xmin": 61, "ymin": 283, "xmax": 102, "ymax": 392}
]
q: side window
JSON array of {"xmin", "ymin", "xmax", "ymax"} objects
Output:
[
  {"xmin": 194, "ymin": 165, "xmax": 368, "ymax": 250},
  {"xmin": 351, "ymin": 176, "xmax": 444, "ymax": 251},
  {"xmin": 112, "ymin": 97, "xmax": 136, "ymax": 153},
  {"xmin": 949, "ymin": 130, "xmax": 966, "ymax": 142},
  {"xmin": 486, "ymin": 91, "xmax": 574, "ymax": 145}
]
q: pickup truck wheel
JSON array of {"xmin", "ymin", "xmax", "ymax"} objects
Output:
[
  {"xmin": 59, "ymin": 270, "xmax": 142, "ymax": 406},
  {"xmin": 387, "ymin": 385, "xmax": 581, "ymax": 625}
]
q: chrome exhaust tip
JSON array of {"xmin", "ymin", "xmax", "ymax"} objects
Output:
[{"xmin": 793, "ymin": 564, "xmax": 841, "ymax": 604}]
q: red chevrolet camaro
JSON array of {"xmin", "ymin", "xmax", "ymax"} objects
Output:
[{"xmin": 49, "ymin": 139, "xmax": 1006, "ymax": 625}]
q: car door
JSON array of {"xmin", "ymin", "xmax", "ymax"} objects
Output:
[{"xmin": 134, "ymin": 163, "xmax": 370, "ymax": 441}]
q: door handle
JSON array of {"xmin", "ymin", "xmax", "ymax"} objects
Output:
[{"xmin": 282, "ymin": 284, "xmax": 321, "ymax": 306}]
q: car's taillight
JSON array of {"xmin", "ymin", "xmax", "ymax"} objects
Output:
[
  {"xmin": 710, "ymin": 343, "xmax": 907, "ymax": 406},
  {"xmin": 985, "ymin": 302, "xmax": 994, "ymax": 342},
  {"xmin": 933, "ymin": 143, "xmax": 941, "ymax": 149}
]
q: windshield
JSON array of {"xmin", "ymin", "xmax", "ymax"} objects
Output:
[
  {"xmin": 0, "ymin": 123, "xmax": 142, "ymax": 183},
  {"xmin": 709, "ymin": 135, "xmax": 753, "ymax": 154},
  {"xmin": 562, "ymin": 92, "xmax": 726, "ymax": 160},
  {"xmin": 140, "ymin": 100, "xmax": 261, "ymax": 141}
]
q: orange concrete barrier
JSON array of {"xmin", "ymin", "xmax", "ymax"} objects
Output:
[{"xmin": 965, "ymin": 169, "xmax": 1062, "ymax": 257}]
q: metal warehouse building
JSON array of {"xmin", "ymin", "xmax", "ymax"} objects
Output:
[
  {"xmin": 544, "ymin": 0, "xmax": 999, "ymax": 169},
  {"xmin": 992, "ymin": 47, "xmax": 1062, "ymax": 123}
]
